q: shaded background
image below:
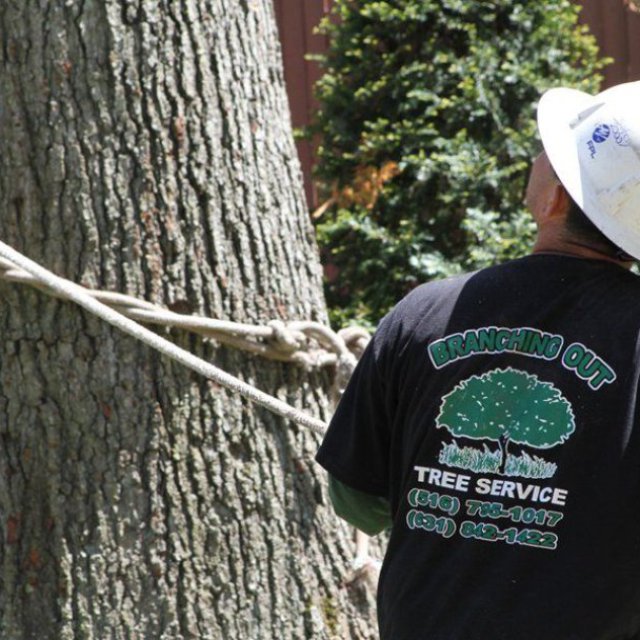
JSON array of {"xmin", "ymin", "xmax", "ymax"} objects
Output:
[{"xmin": 273, "ymin": 0, "xmax": 640, "ymax": 209}]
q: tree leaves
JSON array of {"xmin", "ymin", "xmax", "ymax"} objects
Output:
[{"xmin": 310, "ymin": 0, "xmax": 609, "ymax": 326}]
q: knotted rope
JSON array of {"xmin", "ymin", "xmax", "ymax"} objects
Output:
[
  {"xmin": 0, "ymin": 240, "xmax": 379, "ymax": 576},
  {"xmin": 0, "ymin": 241, "xmax": 336, "ymax": 434},
  {"xmin": 0, "ymin": 254, "xmax": 369, "ymax": 376}
]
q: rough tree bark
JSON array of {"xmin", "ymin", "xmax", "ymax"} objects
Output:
[{"xmin": 0, "ymin": 1, "xmax": 379, "ymax": 638}]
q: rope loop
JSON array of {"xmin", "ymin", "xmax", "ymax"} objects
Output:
[
  {"xmin": 0, "ymin": 253, "xmax": 371, "ymax": 370},
  {"xmin": 267, "ymin": 319, "xmax": 304, "ymax": 353},
  {"xmin": 335, "ymin": 352, "xmax": 359, "ymax": 395},
  {"xmin": 338, "ymin": 326, "xmax": 371, "ymax": 359}
]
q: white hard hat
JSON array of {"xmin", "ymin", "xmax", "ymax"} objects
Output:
[{"xmin": 537, "ymin": 81, "xmax": 640, "ymax": 259}]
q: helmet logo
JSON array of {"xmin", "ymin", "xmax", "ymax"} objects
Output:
[
  {"xmin": 592, "ymin": 124, "xmax": 611, "ymax": 143},
  {"xmin": 587, "ymin": 123, "xmax": 613, "ymax": 158},
  {"xmin": 612, "ymin": 121, "xmax": 631, "ymax": 147}
]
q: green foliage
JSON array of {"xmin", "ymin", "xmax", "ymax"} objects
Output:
[
  {"xmin": 437, "ymin": 368, "xmax": 575, "ymax": 449},
  {"xmin": 311, "ymin": 0, "xmax": 608, "ymax": 325}
]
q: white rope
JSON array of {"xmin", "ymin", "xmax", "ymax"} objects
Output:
[
  {"xmin": 0, "ymin": 241, "xmax": 328, "ymax": 435},
  {"xmin": 0, "ymin": 240, "xmax": 380, "ymax": 578},
  {"xmin": 0, "ymin": 256, "xmax": 369, "ymax": 371}
]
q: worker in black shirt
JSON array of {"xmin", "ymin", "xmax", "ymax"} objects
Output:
[{"xmin": 317, "ymin": 80, "xmax": 640, "ymax": 640}]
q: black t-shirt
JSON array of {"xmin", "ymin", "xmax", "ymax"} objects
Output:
[{"xmin": 316, "ymin": 254, "xmax": 640, "ymax": 640}]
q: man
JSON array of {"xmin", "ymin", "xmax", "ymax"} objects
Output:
[{"xmin": 316, "ymin": 80, "xmax": 640, "ymax": 640}]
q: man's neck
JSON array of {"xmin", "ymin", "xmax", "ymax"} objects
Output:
[{"xmin": 532, "ymin": 232, "xmax": 633, "ymax": 269}]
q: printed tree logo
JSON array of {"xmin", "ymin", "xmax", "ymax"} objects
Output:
[{"xmin": 436, "ymin": 368, "xmax": 575, "ymax": 475}]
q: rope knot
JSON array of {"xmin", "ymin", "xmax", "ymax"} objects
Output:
[
  {"xmin": 338, "ymin": 326, "xmax": 370, "ymax": 359},
  {"xmin": 335, "ymin": 352, "xmax": 358, "ymax": 395},
  {"xmin": 267, "ymin": 320, "xmax": 303, "ymax": 353}
]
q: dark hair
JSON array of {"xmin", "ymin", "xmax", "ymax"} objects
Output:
[
  {"xmin": 563, "ymin": 194, "xmax": 629, "ymax": 258},
  {"xmin": 548, "ymin": 159, "xmax": 633, "ymax": 260},
  {"xmin": 564, "ymin": 197, "xmax": 612, "ymax": 248}
]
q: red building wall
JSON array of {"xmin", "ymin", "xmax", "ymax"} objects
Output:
[
  {"xmin": 580, "ymin": 0, "xmax": 640, "ymax": 85},
  {"xmin": 273, "ymin": 0, "xmax": 331, "ymax": 208},
  {"xmin": 273, "ymin": 0, "xmax": 640, "ymax": 209}
]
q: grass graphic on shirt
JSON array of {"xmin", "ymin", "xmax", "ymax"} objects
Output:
[{"xmin": 436, "ymin": 367, "xmax": 575, "ymax": 479}]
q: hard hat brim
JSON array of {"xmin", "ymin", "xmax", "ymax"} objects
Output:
[{"xmin": 538, "ymin": 86, "xmax": 640, "ymax": 259}]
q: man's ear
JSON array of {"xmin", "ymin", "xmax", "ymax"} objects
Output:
[{"xmin": 544, "ymin": 183, "xmax": 572, "ymax": 221}]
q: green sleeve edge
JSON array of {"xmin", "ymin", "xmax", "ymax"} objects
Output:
[{"xmin": 328, "ymin": 474, "xmax": 392, "ymax": 536}]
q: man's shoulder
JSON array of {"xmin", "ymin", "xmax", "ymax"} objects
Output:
[
  {"xmin": 375, "ymin": 270, "xmax": 480, "ymax": 345},
  {"xmin": 391, "ymin": 263, "xmax": 500, "ymax": 315},
  {"xmin": 381, "ymin": 255, "xmax": 640, "ymax": 339},
  {"xmin": 401, "ymin": 269, "xmax": 480, "ymax": 304},
  {"xmin": 402, "ymin": 255, "xmax": 640, "ymax": 306}
]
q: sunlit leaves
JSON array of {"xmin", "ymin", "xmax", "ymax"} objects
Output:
[{"xmin": 310, "ymin": 0, "xmax": 608, "ymax": 326}]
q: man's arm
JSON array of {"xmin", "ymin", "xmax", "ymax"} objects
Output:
[{"xmin": 328, "ymin": 474, "xmax": 392, "ymax": 536}]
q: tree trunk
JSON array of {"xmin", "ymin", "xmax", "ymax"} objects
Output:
[
  {"xmin": 498, "ymin": 435, "xmax": 510, "ymax": 475},
  {"xmin": 0, "ymin": 2, "xmax": 378, "ymax": 638}
]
